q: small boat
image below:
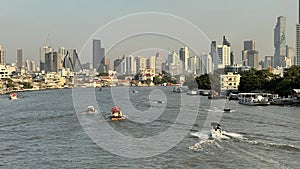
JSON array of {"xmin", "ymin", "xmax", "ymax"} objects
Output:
[
  {"xmin": 86, "ymin": 106, "xmax": 95, "ymax": 112},
  {"xmin": 110, "ymin": 106, "xmax": 126, "ymax": 121},
  {"xmin": 210, "ymin": 122, "xmax": 222, "ymax": 139},
  {"xmin": 223, "ymin": 108, "xmax": 231, "ymax": 112},
  {"xmin": 132, "ymin": 90, "xmax": 138, "ymax": 93},
  {"xmin": 10, "ymin": 93, "xmax": 18, "ymax": 100}
]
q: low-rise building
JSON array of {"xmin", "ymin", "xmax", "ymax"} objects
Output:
[{"xmin": 220, "ymin": 72, "xmax": 241, "ymax": 91}]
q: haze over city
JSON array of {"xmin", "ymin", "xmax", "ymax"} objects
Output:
[{"xmin": 0, "ymin": 0, "xmax": 298, "ymax": 64}]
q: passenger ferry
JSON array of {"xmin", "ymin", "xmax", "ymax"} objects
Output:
[{"xmin": 238, "ymin": 93, "xmax": 271, "ymax": 106}]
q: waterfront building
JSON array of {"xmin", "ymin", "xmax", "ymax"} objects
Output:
[
  {"xmin": 274, "ymin": 16, "xmax": 287, "ymax": 67},
  {"xmin": 17, "ymin": 49, "xmax": 23, "ymax": 69},
  {"xmin": 40, "ymin": 46, "xmax": 54, "ymax": 71},
  {"xmin": 92, "ymin": 39, "xmax": 105, "ymax": 72},
  {"xmin": 220, "ymin": 72, "xmax": 241, "ymax": 91},
  {"xmin": 0, "ymin": 65, "xmax": 9, "ymax": 79},
  {"xmin": 0, "ymin": 45, "xmax": 5, "ymax": 65}
]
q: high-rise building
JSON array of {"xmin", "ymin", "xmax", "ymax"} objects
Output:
[
  {"xmin": 92, "ymin": 39, "xmax": 105, "ymax": 72},
  {"xmin": 217, "ymin": 44, "xmax": 231, "ymax": 67},
  {"xmin": 25, "ymin": 59, "xmax": 31, "ymax": 72},
  {"xmin": 274, "ymin": 16, "xmax": 287, "ymax": 67},
  {"xmin": 247, "ymin": 50, "xmax": 259, "ymax": 69},
  {"xmin": 296, "ymin": 1, "xmax": 300, "ymax": 66},
  {"xmin": 264, "ymin": 56, "xmax": 274, "ymax": 69},
  {"xmin": 126, "ymin": 55, "xmax": 136, "ymax": 75},
  {"xmin": 242, "ymin": 40, "xmax": 259, "ymax": 68},
  {"xmin": 58, "ymin": 47, "xmax": 67, "ymax": 57},
  {"xmin": 31, "ymin": 61, "xmax": 36, "ymax": 72},
  {"xmin": 244, "ymin": 40, "xmax": 255, "ymax": 51},
  {"xmin": 155, "ymin": 52, "xmax": 162, "ymax": 74},
  {"xmin": 179, "ymin": 47, "xmax": 189, "ymax": 72},
  {"xmin": 0, "ymin": 45, "xmax": 5, "ymax": 65},
  {"xmin": 40, "ymin": 46, "xmax": 54, "ymax": 71},
  {"xmin": 135, "ymin": 56, "xmax": 147, "ymax": 73},
  {"xmin": 147, "ymin": 56, "xmax": 156, "ymax": 70},
  {"xmin": 63, "ymin": 49, "xmax": 82, "ymax": 72},
  {"xmin": 17, "ymin": 49, "xmax": 23, "ymax": 69},
  {"xmin": 188, "ymin": 55, "xmax": 199, "ymax": 74},
  {"xmin": 199, "ymin": 53, "xmax": 213, "ymax": 74},
  {"xmin": 286, "ymin": 45, "xmax": 294, "ymax": 67}
]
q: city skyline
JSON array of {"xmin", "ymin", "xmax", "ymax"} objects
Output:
[{"xmin": 0, "ymin": 0, "xmax": 298, "ymax": 65}]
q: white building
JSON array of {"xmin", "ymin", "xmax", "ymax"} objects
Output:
[
  {"xmin": 188, "ymin": 55, "xmax": 199, "ymax": 74},
  {"xmin": 217, "ymin": 45, "xmax": 231, "ymax": 67},
  {"xmin": 0, "ymin": 65, "xmax": 9, "ymax": 79},
  {"xmin": 126, "ymin": 55, "xmax": 136, "ymax": 75},
  {"xmin": 220, "ymin": 72, "xmax": 241, "ymax": 91},
  {"xmin": 199, "ymin": 53, "xmax": 213, "ymax": 74},
  {"xmin": 0, "ymin": 45, "xmax": 5, "ymax": 65}
]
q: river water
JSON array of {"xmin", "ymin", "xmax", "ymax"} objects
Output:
[{"xmin": 0, "ymin": 87, "xmax": 299, "ymax": 168}]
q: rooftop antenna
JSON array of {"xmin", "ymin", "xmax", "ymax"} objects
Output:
[{"xmin": 45, "ymin": 33, "xmax": 52, "ymax": 47}]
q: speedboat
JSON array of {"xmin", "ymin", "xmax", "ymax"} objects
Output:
[
  {"xmin": 110, "ymin": 106, "xmax": 126, "ymax": 121},
  {"xmin": 86, "ymin": 106, "xmax": 95, "ymax": 112},
  {"xmin": 10, "ymin": 93, "xmax": 18, "ymax": 100},
  {"xmin": 210, "ymin": 122, "xmax": 222, "ymax": 139}
]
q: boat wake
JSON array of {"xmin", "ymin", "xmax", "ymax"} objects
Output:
[{"xmin": 189, "ymin": 130, "xmax": 244, "ymax": 151}]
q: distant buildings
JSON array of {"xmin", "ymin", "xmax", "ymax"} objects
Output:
[
  {"xmin": 40, "ymin": 46, "xmax": 54, "ymax": 71},
  {"xmin": 296, "ymin": 2, "xmax": 300, "ymax": 66},
  {"xmin": 92, "ymin": 39, "xmax": 105, "ymax": 73},
  {"xmin": 242, "ymin": 40, "xmax": 260, "ymax": 69},
  {"xmin": 274, "ymin": 16, "xmax": 286, "ymax": 67},
  {"xmin": 217, "ymin": 36, "xmax": 231, "ymax": 68},
  {"xmin": 179, "ymin": 47, "xmax": 189, "ymax": 72},
  {"xmin": 199, "ymin": 53, "xmax": 213, "ymax": 74},
  {"xmin": 0, "ymin": 45, "xmax": 5, "ymax": 65},
  {"xmin": 17, "ymin": 49, "xmax": 23, "ymax": 69}
]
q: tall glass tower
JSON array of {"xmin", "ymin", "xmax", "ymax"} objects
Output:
[{"xmin": 274, "ymin": 16, "xmax": 286, "ymax": 67}]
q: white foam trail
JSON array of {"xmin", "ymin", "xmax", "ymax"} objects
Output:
[{"xmin": 222, "ymin": 131, "xmax": 245, "ymax": 140}]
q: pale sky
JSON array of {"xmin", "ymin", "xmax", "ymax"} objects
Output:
[{"xmin": 0, "ymin": 0, "xmax": 297, "ymax": 65}]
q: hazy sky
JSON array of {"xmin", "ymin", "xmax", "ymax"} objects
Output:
[{"xmin": 0, "ymin": 0, "xmax": 297, "ymax": 65}]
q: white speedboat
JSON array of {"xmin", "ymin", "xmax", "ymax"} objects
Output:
[
  {"xmin": 210, "ymin": 122, "xmax": 222, "ymax": 139},
  {"xmin": 86, "ymin": 106, "xmax": 95, "ymax": 112}
]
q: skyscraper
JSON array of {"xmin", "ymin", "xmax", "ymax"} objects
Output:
[
  {"xmin": 40, "ymin": 46, "xmax": 54, "ymax": 71},
  {"xmin": 31, "ymin": 61, "xmax": 36, "ymax": 72},
  {"xmin": 274, "ymin": 16, "xmax": 286, "ymax": 67},
  {"xmin": 296, "ymin": 0, "xmax": 300, "ymax": 66},
  {"xmin": 0, "ymin": 45, "xmax": 5, "ymax": 65},
  {"xmin": 25, "ymin": 59, "xmax": 31, "ymax": 72},
  {"xmin": 92, "ymin": 39, "xmax": 105, "ymax": 72},
  {"xmin": 242, "ymin": 40, "xmax": 259, "ymax": 68},
  {"xmin": 179, "ymin": 47, "xmax": 189, "ymax": 72},
  {"xmin": 17, "ymin": 49, "xmax": 23, "ymax": 69}
]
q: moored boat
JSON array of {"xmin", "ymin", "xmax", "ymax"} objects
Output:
[{"xmin": 238, "ymin": 93, "xmax": 271, "ymax": 106}]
